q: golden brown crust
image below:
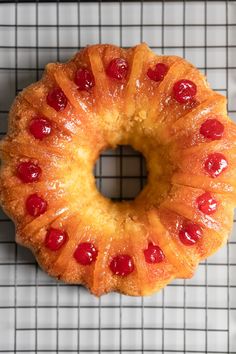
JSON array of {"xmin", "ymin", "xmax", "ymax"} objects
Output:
[{"xmin": 0, "ymin": 43, "xmax": 235, "ymax": 296}]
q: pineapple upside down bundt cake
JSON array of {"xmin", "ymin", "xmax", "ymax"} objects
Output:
[{"xmin": 1, "ymin": 43, "xmax": 236, "ymax": 296}]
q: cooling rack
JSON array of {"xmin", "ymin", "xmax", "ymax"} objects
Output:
[{"xmin": 0, "ymin": 1, "xmax": 236, "ymax": 353}]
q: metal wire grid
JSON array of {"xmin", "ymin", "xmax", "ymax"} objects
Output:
[{"xmin": 0, "ymin": 0, "xmax": 236, "ymax": 353}]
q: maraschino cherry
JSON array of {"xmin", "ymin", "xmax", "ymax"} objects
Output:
[{"xmin": 110, "ymin": 254, "xmax": 134, "ymax": 276}]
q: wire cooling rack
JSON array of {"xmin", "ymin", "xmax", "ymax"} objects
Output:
[{"xmin": 0, "ymin": 1, "xmax": 236, "ymax": 353}]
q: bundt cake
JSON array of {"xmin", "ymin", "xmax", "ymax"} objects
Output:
[{"xmin": 1, "ymin": 43, "xmax": 236, "ymax": 296}]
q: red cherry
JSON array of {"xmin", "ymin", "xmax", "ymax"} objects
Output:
[
  {"xmin": 45, "ymin": 228, "xmax": 68, "ymax": 251},
  {"xmin": 73, "ymin": 242, "xmax": 98, "ymax": 265},
  {"xmin": 147, "ymin": 63, "xmax": 168, "ymax": 82},
  {"xmin": 179, "ymin": 222, "xmax": 203, "ymax": 246},
  {"xmin": 106, "ymin": 58, "xmax": 128, "ymax": 80},
  {"xmin": 29, "ymin": 117, "xmax": 52, "ymax": 140},
  {"xmin": 46, "ymin": 87, "xmax": 68, "ymax": 112},
  {"xmin": 17, "ymin": 162, "xmax": 41, "ymax": 183},
  {"xmin": 110, "ymin": 255, "xmax": 134, "ymax": 276},
  {"xmin": 200, "ymin": 119, "xmax": 224, "ymax": 140},
  {"xmin": 25, "ymin": 193, "xmax": 47, "ymax": 217},
  {"xmin": 173, "ymin": 79, "xmax": 197, "ymax": 104},
  {"xmin": 196, "ymin": 192, "xmax": 217, "ymax": 215},
  {"xmin": 144, "ymin": 242, "xmax": 165, "ymax": 264},
  {"xmin": 74, "ymin": 68, "xmax": 95, "ymax": 91},
  {"xmin": 204, "ymin": 153, "xmax": 228, "ymax": 178}
]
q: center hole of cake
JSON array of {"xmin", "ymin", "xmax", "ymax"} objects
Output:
[{"xmin": 94, "ymin": 145, "xmax": 147, "ymax": 201}]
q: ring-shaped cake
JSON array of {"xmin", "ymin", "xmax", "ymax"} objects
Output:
[{"xmin": 1, "ymin": 44, "xmax": 236, "ymax": 296}]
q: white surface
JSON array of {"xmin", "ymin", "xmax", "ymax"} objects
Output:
[{"xmin": 0, "ymin": 1, "xmax": 236, "ymax": 353}]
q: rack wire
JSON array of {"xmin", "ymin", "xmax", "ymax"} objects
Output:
[{"xmin": 0, "ymin": 1, "xmax": 236, "ymax": 353}]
